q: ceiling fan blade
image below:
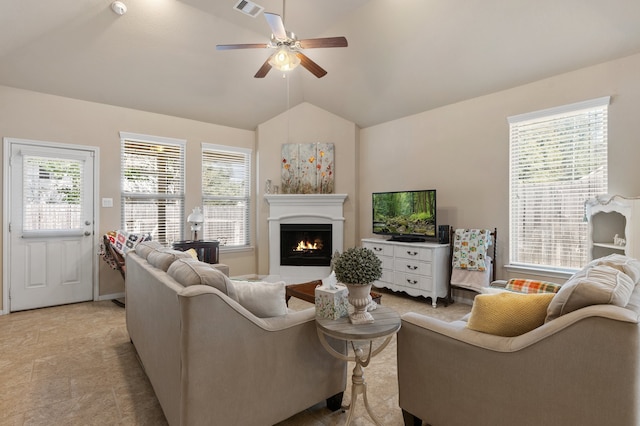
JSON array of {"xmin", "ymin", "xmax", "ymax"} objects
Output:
[
  {"xmin": 264, "ymin": 12, "xmax": 287, "ymax": 40},
  {"xmin": 298, "ymin": 37, "xmax": 348, "ymax": 49},
  {"xmin": 254, "ymin": 58, "xmax": 272, "ymax": 78},
  {"xmin": 296, "ymin": 53, "xmax": 327, "ymax": 78},
  {"xmin": 216, "ymin": 43, "xmax": 269, "ymax": 50}
]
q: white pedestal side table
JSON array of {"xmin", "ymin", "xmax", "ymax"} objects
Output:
[{"xmin": 316, "ymin": 305, "xmax": 401, "ymax": 426}]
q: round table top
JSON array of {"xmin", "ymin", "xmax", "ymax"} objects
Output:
[{"xmin": 316, "ymin": 305, "xmax": 401, "ymax": 341}]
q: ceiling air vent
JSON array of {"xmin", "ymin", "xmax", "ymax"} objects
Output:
[{"xmin": 233, "ymin": 0, "xmax": 264, "ymax": 18}]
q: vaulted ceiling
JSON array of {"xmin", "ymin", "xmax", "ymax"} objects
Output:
[{"xmin": 2, "ymin": 0, "xmax": 640, "ymax": 130}]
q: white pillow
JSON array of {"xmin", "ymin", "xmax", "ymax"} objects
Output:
[{"xmin": 231, "ymin": 280, "xmax": 287, "ymax": 318}]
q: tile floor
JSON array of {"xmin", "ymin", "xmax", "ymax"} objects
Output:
[{"xmin": 0, "ymin": 289, "xmax": 471, "ymax": 426}]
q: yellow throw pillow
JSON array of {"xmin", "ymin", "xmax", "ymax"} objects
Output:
[
  {"xmin": 467, "ymin": 292, "xmax": 555, "ymax": 337},
  {"xmin": 185, "ymin": 248, "xmax": 199, "ymax": 260}
]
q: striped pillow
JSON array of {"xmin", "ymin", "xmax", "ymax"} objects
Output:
[{"xmin": 505, "ymin": 279, "xmax": 561, "ymax": 294}]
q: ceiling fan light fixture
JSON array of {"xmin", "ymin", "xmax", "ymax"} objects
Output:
[{"xmin": 268, "ymin": 47, "xmax": 300, "ymax": 72}]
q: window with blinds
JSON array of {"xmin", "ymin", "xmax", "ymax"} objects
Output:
[
  {"xmin": 508, "ymin": 97, "xmax": 609, "ymax": 271},
  {"xmin": 201, "ymin": 143, "xmax": 251, "ymax": 247},
  {"xmin": 120, "ymin": 133, "xmax": 185, "ymax": 245}
]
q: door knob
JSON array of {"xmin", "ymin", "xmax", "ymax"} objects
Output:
[{"xmin": 84, "ymin": 231, "xmax": 91, "ymax": 236}]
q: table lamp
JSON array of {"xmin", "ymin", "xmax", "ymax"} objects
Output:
[{"xmin": 187, "ymin": 207, "xmax": 204, "ymax": 241}]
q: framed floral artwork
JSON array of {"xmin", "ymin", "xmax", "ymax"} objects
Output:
[{"xmin": 281, "ymin": 143, "xmax": 334, "ymax": 194}]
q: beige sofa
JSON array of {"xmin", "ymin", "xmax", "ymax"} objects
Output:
[
  {"xmin": 125, "ymin": 243, "xmax": 347, "ymax": 426},
  {"xmin": 397, "ymin": 254, "xmax": 640, "ymax": 426}
]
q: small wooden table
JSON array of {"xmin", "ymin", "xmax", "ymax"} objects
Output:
[
  {"xmin": 316, "ymin": 306, "xmax": 401, "ymax": 426},
  {"xmin": 173, "ymin": 240, "xmax": 220, "ymax": 264},
  {"xmin": 285, "ymin": 280, "xmax": 382, "ymax": 306}
]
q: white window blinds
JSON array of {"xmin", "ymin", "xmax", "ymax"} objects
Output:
[
  {"xmin": 201, "ymin": 143, "xmax": 251, "ymax": 247},
  {"xmin": 508, "ymin": 97, "xmax": 609, "ymax": 271},
  {"xmin": 120, "ymin": 133, "xmax": 185, "ymax": 245}
]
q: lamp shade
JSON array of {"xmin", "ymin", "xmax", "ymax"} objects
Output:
[{"xmin": 187, "ymin": 207, "xmax": 204, "ymax": 224}]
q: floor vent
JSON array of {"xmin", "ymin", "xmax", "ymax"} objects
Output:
[{"xmin": 233, "ymin": 0, "xmax": 264, "ymax": 18}]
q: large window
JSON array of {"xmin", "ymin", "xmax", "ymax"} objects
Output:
[
  {"xmin": 120, "ymin": 132, "xmax": 185, "ymax": 245},
  {"xmin": 508, "ymin": 97, "xmax": 609, "ymax": 271},
  {"xmin": 201, "ymin": 143, "xmax": 251, "ymax": 248}
]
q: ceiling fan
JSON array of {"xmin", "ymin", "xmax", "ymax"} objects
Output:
[{"xmin": 216, "ymin": 8, "xmax": 348, "ymax": 78}]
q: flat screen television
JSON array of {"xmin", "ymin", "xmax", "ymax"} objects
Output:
[{"xmin": 372, "ymin": 189, "xmax": 437, "ymax": 242}]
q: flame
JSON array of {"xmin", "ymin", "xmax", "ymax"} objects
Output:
[{"xmin": 295, "ymin": 240, "xmax": 318, "ymax": 251}]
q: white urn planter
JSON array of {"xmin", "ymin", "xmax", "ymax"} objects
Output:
[
  {"xmin": 333, "ymin": 246, "xmax": 382, "ymax": 325},
  {"xmin": 345, "ymin": 283, "xmax": 374, "ymax": 324}
]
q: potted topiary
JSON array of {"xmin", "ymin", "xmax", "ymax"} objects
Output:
[{"xmin": 333, "ymin": 247, "xmax": 382, "ymax": 324}]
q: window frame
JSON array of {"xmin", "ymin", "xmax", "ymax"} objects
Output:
[
  {"xmin": 507, "ymin": 96, "xmax": 610, "ymax": 273},
  {"xmin": 120, "ymin": 132, "xmax": 186, "ymax": 245},
  {"xmin": 201, "ymin": 143, "xmax": 252, "ymax": 249}
]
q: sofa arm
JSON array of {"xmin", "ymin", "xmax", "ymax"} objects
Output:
[
  {"xmin": 211, "ymin": 263, "xmax": 229, "ymax": 276},
  {"xmin": 401, "ymin": 303, "xmax": 639, "ymax": 353}
]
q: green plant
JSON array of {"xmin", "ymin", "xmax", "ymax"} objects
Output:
[{"xmin": 333, "ymin": 247, "xmax": 382, "ymax": 285}]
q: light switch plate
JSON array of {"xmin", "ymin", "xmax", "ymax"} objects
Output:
[{"xmin": 102, "ymin": 198, "xmax": 113, "ymax": 208}]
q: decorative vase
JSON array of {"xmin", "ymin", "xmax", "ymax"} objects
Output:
[{"xmin": 345, "ymin": 283, "xmax": 374, "ymax": 324}]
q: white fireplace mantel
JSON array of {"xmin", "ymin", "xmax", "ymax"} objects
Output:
[
  {"xmin": 265, "ymin": 193, "xmax": 348, "ymax": 209},
  {"xmin": 265, "ymin": 194, "xmax": 347, "ymax": 283}
]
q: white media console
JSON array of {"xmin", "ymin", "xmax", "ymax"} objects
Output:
[{"xmin": 361, "ymin": 238, "xmax": 450, "ymax": 308}]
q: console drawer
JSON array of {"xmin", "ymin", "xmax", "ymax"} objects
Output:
[
  {"xmin": 395, "ymin": 247, "xmax": 432, "ymax": 262},
  {"xmin": 396, "ymin": 272, "xmax": 433, "ymax": 291},
  {"xmin": 394, "ymin": 259, "xmax": 432, "ymax": 277},
  {"xmin": 364, "ymin": 241, "xmax": 394, "ymax": 257}
]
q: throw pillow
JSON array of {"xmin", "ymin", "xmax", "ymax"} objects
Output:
[
  {"xmin": 467, "ymin": 292, "xmax": 555, "ymax": 337},
  {"xmin": 585, "ymin": 254, "xmax": 640, "ymax": 284},
  {"xmin": 167, "ymin": 258, "xmax": 237, "ymax": 300},
  {"xmin": 505, "ymin": 279, "xmax": 562, "ymax": 294},
  {"xmin": 231, "ymin": 280, "xmax": 287, "ymax": 318},
  {"xmin": 546, "ymin": 264, "xmax": 635, "ymax": 322},
  {"xmin": 185, "ymin": 248, "xmax": 199, "ymax": 259}
]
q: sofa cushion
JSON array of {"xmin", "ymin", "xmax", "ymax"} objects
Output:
[
  {"xmin": 467, "ymin": 292, "xmax": 555, "ymax": 337},
  {"xmin": 505, "ymin": 279, "xmax": 561, "ymax": 294},
  {"xmin": 135, "ymin": 240, "xmax": 164, "ymax": 259},
  {"xmin": 546, "ymin": 264, "xmax": 635, "ymax": 322},
  {"xmin": 167, "ymin": 258, "xmax": 237, "ymax": 300},
  {"xmin": 147, "ymin": 248, "xmax": 191, "ymax": 271},
  {"xmin": 231, "ymin": 280, "xmax": 287, "ymax": 318}
]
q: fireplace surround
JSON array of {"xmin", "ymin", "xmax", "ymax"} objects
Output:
[{"xmin": 265, "ymin": 194, "xmax": 347, "ymax": 283}]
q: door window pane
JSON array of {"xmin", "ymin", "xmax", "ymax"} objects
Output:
[{"xmin": 23, "ymin": 156, "xmax": 83, "ymax": 231}]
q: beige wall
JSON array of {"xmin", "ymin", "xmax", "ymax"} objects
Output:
[
  {"xmin": 255, "ymin": 102, "xmax": 359, "ymax": 276},
  {"xmin": 0, "ymin": 85, "xmax": 255, "ymax": 311},
  {"xmin": 3, "ymin": 51, "xmax": 640, "ymax": 311},
  {"xmin": 359, "ymin": 52, "xmax": 640, "ymax": 281}
]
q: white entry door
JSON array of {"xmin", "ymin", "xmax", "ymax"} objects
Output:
[{"xmin": 6, "ymin": 139, "xmax": 96, "ymax": 312}]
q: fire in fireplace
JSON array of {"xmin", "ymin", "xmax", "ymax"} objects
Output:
[{"xmin": 280, "ymin": 224, "xmax": 332, "ymax": 267}]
